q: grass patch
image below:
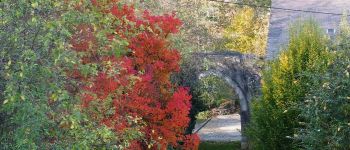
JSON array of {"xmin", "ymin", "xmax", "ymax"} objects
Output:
[
  {"xmin": 199, "ymin": 141, "xmax": 240, "ymax": 150},
  {"xmin": 196, "ymin": 119, "xmax": 207, "ymax": 124}
]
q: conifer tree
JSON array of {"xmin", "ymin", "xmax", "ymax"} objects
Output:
[{"xmin": 248, "ymin": 20, "xmax": 331, "ymax": 149}]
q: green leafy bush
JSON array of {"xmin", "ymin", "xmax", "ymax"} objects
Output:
[
  {"xmin": 196, "ymin": 75, "xmax": 238, "ymax": 110},
  {"xmin": 298, "ymin": 15, "xmax": 350, "ymax": 150},
  {"xmin": 0, "ymin": 0, "xmax": 73, "ymax": 148},
  {"xmin": 247, "ymin": 20, "xmax": 331, "ymax": 149},
  {"xmin": 298, "ymin": 48, "xmax": 350, "ymax": 150},
  {"xmin": 0, "ymin": 0, "xmax": 141, "ymax": 149},
  {"xmin": 196, "ymin": 111, "xmax": 213, "ymax": 121}
]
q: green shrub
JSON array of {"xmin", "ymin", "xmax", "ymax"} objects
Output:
[
  {"xmin": 199, "ymin": 141, "xmax": 241, "ymax": 150},
  {"xmin": 298, "ymin": 49, "xmax": 350, "ymax": 150},
  {"xmin": 298, "ymin": 15, "xmax": 350, "ymax": 150},
  {"xmin": 0, "ymin": 1, "xmax": 141, "ymax": 149},
  {"xmin": 196, "ymin": 75, "xmax": 238, "ymax": 110},
  {"xmin": 196, "ymin": 111, "xmax": 213, "ymax": 121},
  {"xmin": 247, "ymin": 20, "xmax": 331, "ymax": 149},
  {"xmin": 0, "ymin": 0, "xmax": 73, "ymax": 148}
]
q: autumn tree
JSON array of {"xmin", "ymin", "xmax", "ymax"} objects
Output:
[
  {"xmin": 69, "ymin": 1, "xmax": 199, "ymax": 149},
  {"xmin": 224, "ymin": 6, "xmax": 269, "ymax": 57},
  {"xmin": 0, "ymin": 0, "xmax": 199, "ymax": 149}
]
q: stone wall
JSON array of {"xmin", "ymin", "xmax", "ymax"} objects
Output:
[{"xmin": 267, "ymin": 0, "xmax": 350, "ymax": 59}]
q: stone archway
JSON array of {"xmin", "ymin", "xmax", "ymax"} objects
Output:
[{"xmin": 191, "ymin": 51, "xmax": 261, "ymax": 149}]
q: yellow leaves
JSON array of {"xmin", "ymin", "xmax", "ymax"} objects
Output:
[
  {"xmin": 31, "ymin": 2, "xmax": 38, "ymax": 8},
  {"xmin": 279, "ymin": 52, "xmax": 291, "ymax": 71},
  {"xmin": 20, "ymin": 95, "xmax": 25, "ymax": 100},
  {"xmin": 224, "ymin": 7, "xmax": 268, "ymax": 57},
  {"xmin": 31, "ymin": 17, "xmax": 37, "ymax": 23},
  {"xmin": 293, "ymin": 80, "xmax": 298, "ymax": 84},
  {"xmin": 147, "ymin": 26, "xmax": 154, "ymax": 33},
  {"xmin": 3, "ymin": 99, "xmax": 8, "ymax": 104},
  {"xmin": 4, "ymin": 95, "xmax": 26, "ymax": 104},
  {"xmin": 53, "ymin": 2, "xmax": 61, "ymax": 7},
  {"xmin": 25, "ymin": 128, "xmax": 31, "ymax": 135},
  {"xmin": 131, "ymin": 116, "xmax": 142, "ymax": 124},
  {"xmin": 5, "ymin": 60, "xmax": 11, "ymax": 70},
  {"xmin": 51, "ymin": 93, "xmax": 58, "ymax": 102},
  {"xmin": 322, "ymin": 82, "xmax": 330, "ymax": 89}
]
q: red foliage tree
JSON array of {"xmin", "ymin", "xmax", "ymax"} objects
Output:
[{"xmin": 69, "ymin": 1, "xmax": 199, "ymax": 149}]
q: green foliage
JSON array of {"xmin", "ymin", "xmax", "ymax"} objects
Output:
[
  {"xmin": 224, "ymin": 7, "xmax": 269, "ymax": 57},
  {"xmin": 335, "ymin": 12, "xmax": 350, "ymax": 50},
  {"xmin": 180, "ymin": 74, "xmax": 236, "ymax": 133},
  {"xmin": 196, "ymin": 111, "xmax": 212, "ymax": 121},
  {"xmin": 247, "ymin": 20, "xmax": 331, "ymax": 149},
  {"xmin": 136, "ymin": 0, "xmax": 242, "ymax": 54},
  {"xmin": 0, "ymin": 0, "xmax": 141, "ymax": 149},
  {"xmin": 298, "ymin": 50, "xmax": 350, "ymax": 150},
  {"xmin": 238, "ymin": 0, "xmax": 271, "ymax": 7},
  {"xmin": 0, "ymin": 0, "xmax": 73, "ymax": 149},
  {"xmin": 298, "ymin": 16, "xmax": 350, "ymax": 150},
  {"xmin": 196, "ymin": 76, "xmax": 237, "ymax": 110},
  {"xmin": 199, "ymin": 141, "xmax": 241, "ymax": 150}
]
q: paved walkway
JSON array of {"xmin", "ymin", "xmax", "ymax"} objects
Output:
[{"xmin": 194, "ymin": 114, "xmax": 241, "ymax": 141}]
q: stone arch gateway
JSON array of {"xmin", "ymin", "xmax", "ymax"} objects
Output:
[{"xmin": 191, "ymin": 51, "xmax": 261, "ymax": 149}]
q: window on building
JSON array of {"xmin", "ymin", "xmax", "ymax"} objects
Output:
[{"xmin": 327, "ymin": 28, "xmax": 336, "ymax": 35}]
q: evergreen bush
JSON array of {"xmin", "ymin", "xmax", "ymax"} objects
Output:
[
  {"xmin": 298, "ymin": 14, "xmax": 350, "ymax": 150},
  {"xmin": 247, "ymin": 20, "xmax": 331, "ymax": 149}
]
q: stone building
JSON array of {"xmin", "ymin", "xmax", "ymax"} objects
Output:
[{"xmin": 267, "ymin": 0, "xmax": 350, "ymax": 59}]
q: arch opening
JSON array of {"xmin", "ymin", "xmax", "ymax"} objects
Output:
[
  {"xmin": 182, "ymin": 51, "xmax": 260, "ymax": 149},
  {"xmin": 193, "ymin": 72, "xmax": 242, "ymax": 142},
  {"xmin": 194, "ymin": 69, "xmax": 252, "ymax": 147}
]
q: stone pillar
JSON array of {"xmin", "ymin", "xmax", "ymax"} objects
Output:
[{"xmin": 240, "ymin": 109, "xmax": 250, "ymax": 150}]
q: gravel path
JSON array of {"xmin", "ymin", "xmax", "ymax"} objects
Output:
[{"xmin": 194, "ymin": 114, "xmax": 241, "ymax": 141}]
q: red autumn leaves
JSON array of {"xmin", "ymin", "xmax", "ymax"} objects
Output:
[{"xmin": 69, "ymin": 1, "xmax": 199, "ymax": 149}]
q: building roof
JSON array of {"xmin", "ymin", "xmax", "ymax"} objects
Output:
[{"xmin": 266, "ymin": 0, "xmax": 350, "ymax": 59}]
